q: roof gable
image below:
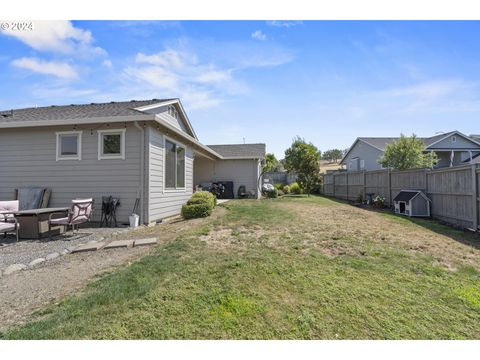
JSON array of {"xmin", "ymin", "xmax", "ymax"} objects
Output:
[
  {"xmin": 134, "ymin": 99, "xmax": 197, "ymax": 139},
  {"xmin": 425, "ymin": 131, "xmax": 480, "ymax": 150}
]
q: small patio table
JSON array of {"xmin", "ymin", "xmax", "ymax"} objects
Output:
[{"xmin": 12, "ymin": 207, "xmax": 70, "ymax": 239}]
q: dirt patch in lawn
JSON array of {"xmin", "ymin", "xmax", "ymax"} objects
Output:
[{"xmin": 280, "ymin": 198, "xmax": 480, "ymax": 271}]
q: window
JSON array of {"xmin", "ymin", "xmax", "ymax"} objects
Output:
[
  {"xmin": 165, "ymin": 138, "xmax": 186, "ymax": 190},
  {"xmin": 56, "ymin": 131, "xmax": 82, "ymax": 161},
  {"xmin": 360, "ymin": 159, "xmax": 365, "ymax": 170},
  {"xmin": 451, "ymin": 136, "xmax": 457, "ymax": 143},
  {"xmin": 168, "ymin": 105, "xmax": 179, "ymax": 120},
  {"xmin": 98, "ymin": 129, "xmax": 125, "ymax": 160}
]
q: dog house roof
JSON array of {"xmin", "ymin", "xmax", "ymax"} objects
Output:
[{"xmin": 393, "ymin": 190, "xmax": 430, "ymax": 203}]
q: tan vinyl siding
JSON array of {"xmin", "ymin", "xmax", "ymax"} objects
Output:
[
  {"xmin": 0, "ymin": 124, "xmax": 142, "ymax": 224},
  {"xmin": 147, "ymin": 125, "xmax": 193, "ymax": 222},
  {"xmin": 194, "ymin": 157, "xmax": 260, "ymax": 198}
]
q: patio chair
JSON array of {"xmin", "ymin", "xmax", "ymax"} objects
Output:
[
  {"xmin": 0, "ymin": 200, "xmax": 19, "ymax": 223},
  {"xmin": 0, "ymin": 213, "xmax": 19, "ymax": 241},
  {"xmin": 48, "ymin": 198, "xmax": 94, "ymax": 239},
  {"xmin": 238, "ymin": 185, "xmax": 248, "ymax": 199}
]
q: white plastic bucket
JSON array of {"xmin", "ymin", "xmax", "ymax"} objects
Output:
[{"xmin": 129, "ymin": 214, "xmax": 139, "ymax": 228}]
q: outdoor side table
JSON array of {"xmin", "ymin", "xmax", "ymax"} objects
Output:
[{"xmin": 13, "ymin": 207, "xmax": 70, "ymax": 239}]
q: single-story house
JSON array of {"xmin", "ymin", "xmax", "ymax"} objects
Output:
[
  {"xmin": 341, "ymin": 130, "xmax": 480, "ymax": 171},
  {"xmin": 0, "ymin": 99, "xmax": 265, "ymax": 225}
]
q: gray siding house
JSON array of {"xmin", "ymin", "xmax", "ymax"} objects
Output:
[
  {"xmin": 341, "ymin": 131, "xmax": 480, "ymax": 171},
  {"xmin": 0, "ymin": 99, "xmax": 265, "ymax": 225}
]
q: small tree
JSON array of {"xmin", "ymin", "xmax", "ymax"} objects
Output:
[
  {"xmin": 263, "ymin": 153, "xmax": 279, "ymax": 173},
  {"xmin": 378, "ymin": 134, "xmax": 437, "ymax": 170},
  {"xmin": 323, "ymin": 149, "xmax": 343, "ymax": 163},
  {"xmin": 284, "ymin": 137, "xmax": 322, "ymax": 196}
]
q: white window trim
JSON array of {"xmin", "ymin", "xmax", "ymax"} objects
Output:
[
  {"xmin": 451, "ymin": 136, "xmax": 457, "ymax": 143},
  {"xmin": 163, "ymin": 135, "xmax": 187, "ymax": 193},
  {"xmin": 97, "ymin": 129, "xmax": 126, "ymax": 160},
  {"xmin": 360, "ymin": 159, "xmax": 365, "ymax": 170},
  {"xmin": 56, "ymin": 131, "xmax": 82, "ymax": 161}
]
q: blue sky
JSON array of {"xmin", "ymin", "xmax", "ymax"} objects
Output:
[{"xmin": 1, "ymin": 20, "xmax": 479, "ymax": 158}]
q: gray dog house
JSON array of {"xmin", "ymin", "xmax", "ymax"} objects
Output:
[{"xmin": 393, "ymin": 190, "xmax": 431, "ymax": 217}]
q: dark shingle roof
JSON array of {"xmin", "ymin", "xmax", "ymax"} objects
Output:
[
  {"xmin": 0, "ymin": 99, "xmax": 175, "ymax": 124},
  {"xmin": 393, "ymin": 190, "xmax": 428, "ymax": 202},
  {"xmin": 207, "ymin": 143, "xmax": 266, "ymax": 158}
]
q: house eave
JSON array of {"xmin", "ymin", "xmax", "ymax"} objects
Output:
[
  {"xmin": 135, "ymin": 99, "xmax": 198, "ymax": 140},
  {"xmin": 153, "ymin": 115, "xmax": 222, "ymax": 160},
  {"xmin": 0, "ymin": 114, "xmax": 155, "ymax": 129}
]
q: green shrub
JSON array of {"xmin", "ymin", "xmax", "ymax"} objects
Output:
[
  {"xmin": 274, "ymin": 183, "xmax": 285, "ymax": 191},
  {"xmin": 265, "ymin": 188, "xmax": 278, "ymax": 198},
  {"xmin": 289, "ymin": 182, "xmax": 303, "ymax": 195},
  {"xmin": 181, "ymin": 203, "xmax": 212, "ymax": 219},
  {"xmin": 189, "ymin": 191, "xmax": 216, "ymax": 208},
  {"xmin": 181, "ymin": 191, "xmax": 216, "ymax": 219},
  {"xmin": 283, "ymin": 185, "xmax": 290, "ymax": 194}
]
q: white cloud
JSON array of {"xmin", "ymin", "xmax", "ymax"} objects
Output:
[
  {"xmin": 102, "ymin": 59, "xmax": 113, "ymax": 68},
  {"xmin": 380, "ymin": 80, "xmax": 468, "ymax": 100},
  {"xmin": 11, "ymin": 57, "xmax": 78, "ymax": 79},
  {"xmin": 251, "ymin": 30, "xmax": 267, "ymax": 41},
  {"xmin": 0, "ymin": 21, "xmax": 106, "ymax": 56},
  {"xmin": 123, "ymin": 48, "xmax": 248, "ymax": 109},
  {"xmin": 266, "ymin": 21, "xmax": 303, "ymax": 28}
]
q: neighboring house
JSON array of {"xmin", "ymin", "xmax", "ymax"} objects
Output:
[
  {"xmin": 0, "ymin": 99, "xmax": 265, "ymax": 225},
  {"xmin": 341, "ymin": 131, "xmax": 480, "ymax": 171}
]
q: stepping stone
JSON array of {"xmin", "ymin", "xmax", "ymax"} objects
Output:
[
  {"xmin": 134, "ymin": 238, "xmax": 157, "ymax": 247},
  {"xmin": 46, "ymin": 252, "xmax": 60, "ymax": 261},
  {"xmin": 3, "ymin": 263, "xmax": 27, "ymax": 275},
  {"xmin": 104, "ymin": 239, "xmax": 134, "ymax": 249},
  {"xmin": 29, "ymin": 258, "xmax": 46, "ymax": 267},
  {"xmin": 71, "ymin": 242, "xmax": 106, "ymax": 253}
]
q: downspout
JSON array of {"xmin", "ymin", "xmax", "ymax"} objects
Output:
[{"xmin": 134, "ymin": 121, "xmax": 145, "ymax": 224}]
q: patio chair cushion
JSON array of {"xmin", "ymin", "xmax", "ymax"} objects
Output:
[
  {"xmin": 0, "ymin": 222, "xmax": 16, "ymax": 232},
  {"xmin": 70, "ymin": 198, "xmax": 93, "ymax": 224},
  {"xmin": 0, "ymin": 200, "xmax": 19, "ymax": 214},
  {"xmin": 49, "ymin": 216, "xmax": 69, "ymax": 225}
]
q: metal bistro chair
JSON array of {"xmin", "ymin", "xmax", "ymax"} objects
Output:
[
  {"xmin": 48, "ymin": 198, "xmax": 94, "ymax": 239},
  {"xmin": 100, "ymin": 196, "xmax": 120, "ymax": 227}
]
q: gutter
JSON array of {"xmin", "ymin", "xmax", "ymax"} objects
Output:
[
  {"xmin": 134, "ymin": 121, "xmax": 145, "ymax": 224},
  {"xmin": 0, "ymin": 114, "xmax": 154, "ymax": 129}
]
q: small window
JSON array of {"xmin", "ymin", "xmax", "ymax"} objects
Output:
[
  {"xmin": 360, "ymin": 159, "xmax": 365, "ymax": 170},
  {"xmin": 56, "ymin": 131, "xmax": 82, "ymax": 161},
  {"xmin": 98, "ymin": 129, "xmax": 125, "ymax": 160},
  {"xmin": 451, "ymin": 136, "xmax": 457, "ymax": 143},
  {"xmin": 165, "ymin": 138, "xmax": 186, "ymax": 190}
]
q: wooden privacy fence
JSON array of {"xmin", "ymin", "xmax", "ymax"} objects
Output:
[{"xmin": 322, "ymin": 164, "xmax": 480, "ymax": 231}]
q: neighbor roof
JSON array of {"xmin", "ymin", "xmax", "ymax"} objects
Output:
[
  {"xmin": 358, "ymin": 131, "xmax": 457, "ymax": 151},
  {"xmin": 0, "ymin": 99, "xmax": 175, "ymax": 124},
  {"xmin": 207, "ymin": 144, "xmax": 266, "ymax": 159}
]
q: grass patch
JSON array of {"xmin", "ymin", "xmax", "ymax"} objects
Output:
[{"xmin": 3, "ymin": 196, "xmax": 480, "ymax": 339}]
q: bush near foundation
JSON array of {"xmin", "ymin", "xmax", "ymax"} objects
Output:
[{"xmin": 181, "ymin": 191, "xmax": 216, "ymax": 219}]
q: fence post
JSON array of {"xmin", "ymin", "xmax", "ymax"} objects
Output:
[
  {"xmin": 332, "ymin": 173, "xmax": 336, "ymax": 197},
  {"xmin": 346, "ymin": 172, "xmax": 349, "ymax": 201},
  {"xmin": 472, "ymin": 164, "xmax": 478, "ymax": 231},
  {"xmin": 388, "ymin": 169, "xmax": 392, "ymax": 207},
  {"xmin": 363, "ymin": 170, "xmax": 366, "ymax": 201}
]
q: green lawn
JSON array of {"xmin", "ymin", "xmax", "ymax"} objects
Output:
[{"xmin": 2, "ymin": 196, "xmax": 480, "ymax": 339}]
